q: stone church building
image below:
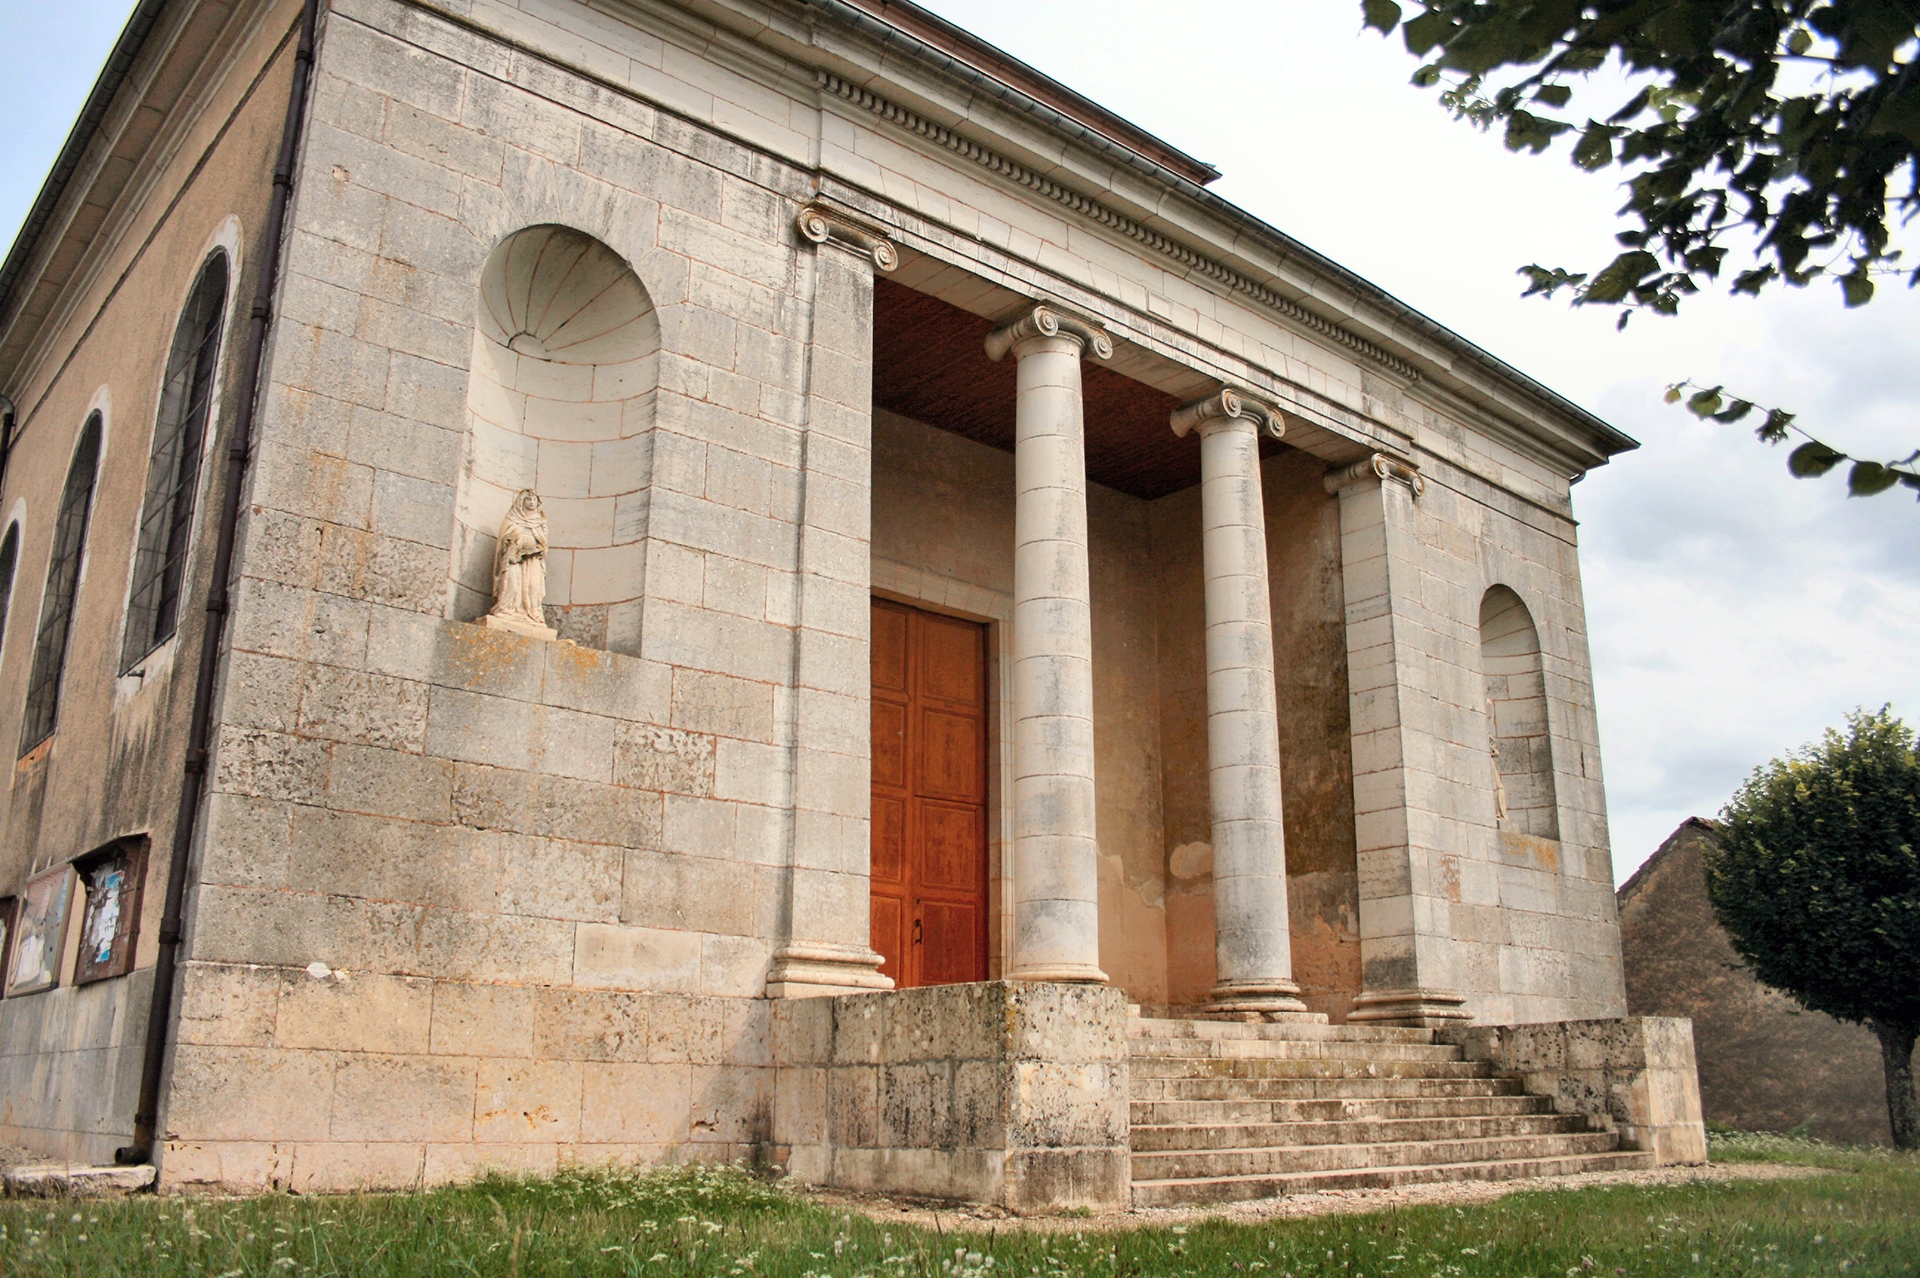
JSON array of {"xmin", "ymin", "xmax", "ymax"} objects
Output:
[{"xmin": 0, "ymin": 0, "xmax": 1703, "ymax": 1205}]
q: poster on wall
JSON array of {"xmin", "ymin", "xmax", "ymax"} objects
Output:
[
  {"xmin": 75, "ymin": 841, "xmax": 146, "ymax": 985},
  {"xmin": 4, "ymin": 865, "xmax": 76, "ymax": 997}
]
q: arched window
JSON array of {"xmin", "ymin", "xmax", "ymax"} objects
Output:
[
  {"xmin": 1479, "ymin": 585, "xmax": 1559, "ymax": 840},
  {"xmin": 122, "ymin": 252, "xmax": 228, "ymax": 671},
  {"xmin": 0, "ymin": 523, "xmax": 19, "ymax": 667},
  {"xmin": 21, "ymin": 415, "xmax": 104, "ymax": 754}
]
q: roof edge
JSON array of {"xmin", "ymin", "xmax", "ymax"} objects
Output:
[
  {"xmin": 804, "ymin": 0, "xmax": 1637, "ymax": 463},
  {"xmin": 830, "ymin": 0, "xmax": 1222, "ymax": 188},
  {"xmin": 0, "ymin": 0, "xmax": 174, "ymax": 356}
]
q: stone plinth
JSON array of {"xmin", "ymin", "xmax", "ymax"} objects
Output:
[
  {"xmin": 773, "ymin": 981, "xmax": 1131, "ymax": 1212},
  {"xmin": 1442, "ymin": 1017, "xmax": 1708, "ymax": 1165}
]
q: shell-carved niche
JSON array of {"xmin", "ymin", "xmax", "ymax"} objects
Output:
[{"xmin": 452, "ymin": 224, "xmax": 660, "ymax": 652}]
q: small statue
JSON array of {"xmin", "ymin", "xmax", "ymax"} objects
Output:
[
  {"xmin": 482, "ymin": 489, "xmax": 556, "ymax": 639},
  {"xmin": 1487, "ymin": 699, "xmax": 1509, "ymax": 824}
]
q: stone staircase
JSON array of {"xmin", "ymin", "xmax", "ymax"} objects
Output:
[{"xmin": 1128, "ymin": 1016, "xmax": 1653, "ymax": 1206}]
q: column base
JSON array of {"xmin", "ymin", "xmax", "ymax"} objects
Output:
[
  {"xmin": 1205, "ymin": 980, "xmax": 1324, "ymax": 1023},
  {"xmin": 1007, "ymin": 963, "xmax": 1109, "ymax": 984},
  {"xmin": 1347, "ymin": 988, "xmax": 1472, "ymax": 1029},
  {"xmin": 764, "ymin": 943, "xmax": 894, "ymax": 999}
]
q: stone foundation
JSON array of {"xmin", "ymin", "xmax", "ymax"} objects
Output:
[
  {"xmin": 773, "ymin": 981, "xmax": 1131, "ymax": 1212},
  {"xmin": 1442, "ymin": 1017, "xmax": 1708, "ymax": 1165}
]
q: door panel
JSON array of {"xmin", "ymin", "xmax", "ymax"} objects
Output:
[{"xmin": 870, "ymin": 598, "xmax": 989, "ymax": 989}]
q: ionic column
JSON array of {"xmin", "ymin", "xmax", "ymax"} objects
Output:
[
  {"xmin": 1171, "ymin": 390, "xmax": 1309, "ymax": 1018},
  {"xmin": 985, "ymin": 304, "xmax": 1112, "ymax": 984}
]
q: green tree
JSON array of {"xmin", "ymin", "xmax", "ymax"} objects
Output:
[
  {"xmin": 1706, "ymin": 709, "xmax": 1920, "ymax": 1148},
  {"xmin": 1359, "ymin": 0, "xmax": 1920, "ymax": 499}
]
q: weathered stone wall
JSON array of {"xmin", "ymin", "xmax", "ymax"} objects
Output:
[
  {"xmin": 1619, "ymin": 820, "xmax": 1895, "ymax": 1145},
  {"xmin": 164, "ymin": 0, "xmax": 868, "ymax": 1189},
  {"xmin": 1443, "ymin": 1016, "xmax": 1708, "ymax": 1165},
  {"xmin": 0, "ymin": 0, "xmax": 304, "ymax": 1165},
  {"xmin": 773, "ymin": 981, "xmax": 1131, "ymax": 1211},
  {"xmin": 1337, "ymin": 454, "xmax": 1624, "ymax": 1027}
]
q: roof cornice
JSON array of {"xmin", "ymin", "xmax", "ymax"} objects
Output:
[{"xmin": 0, "ymin": 0, "xmax": 174, "ymax": 354}]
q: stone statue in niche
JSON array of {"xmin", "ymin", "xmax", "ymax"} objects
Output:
[
  {"xmin": 1487, "ymin": 699, "xmax": 1510, "ymax": 824},
  {"xmin": 482, "ymin": 489, "xmax": 556, "ymax": 640}
]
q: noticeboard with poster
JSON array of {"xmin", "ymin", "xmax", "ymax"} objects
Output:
[
  {"xmin": 75, "ymin": 839, "xmax": 147, "ymax": 985},
  {"xmin": 4, "ymin": 865, "xmax": 76, "ymax": 997}
]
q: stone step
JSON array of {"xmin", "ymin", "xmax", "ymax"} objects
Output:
[
  {"xmin": 1129, "ymin": 1056, "xmax": 1498, "ymax": 1081},
  {"xmin": 1129, "ymin": 1149, "xmax": 1656, "ymax": 1207},
  {"xmin": 1131, "ymin": 1075, "xmax": 1529, "ymax": 1102},
  {"xmin": 1129, "ymin": 1017, "xmax": 1437, "ymax": 1045},
  {"xmin": 1129, "ymin": 1037, "xmax": 1462, "ymax": 1062},
  {"xmin": 1131, "ymin": 1131, "xmax": 1622, "ymax": 1182},
  {"xmin": 1130, "ymin": 1093, "xmax": 1555, "ymax": 1126},
  {"xmin": 1129, "ymin": 1112, "xmax": 1596, "ymax": 1152}
]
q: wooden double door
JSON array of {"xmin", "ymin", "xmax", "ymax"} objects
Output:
[{"xmin": 870, "ymin": 599, "xmax": 989, "ymax": 988}]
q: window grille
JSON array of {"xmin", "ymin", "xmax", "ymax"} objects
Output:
[
  {"xmin": 122, "ymin": 252, "xmax": 228, "ymax": 672},
  {"xmin": 21, "ymin": 415, "xmax": 103, "ymax": 755}
]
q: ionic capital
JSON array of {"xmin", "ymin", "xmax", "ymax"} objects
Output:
[
  {"xmin": 983, "ymin": 303, "xmax": 1114, "ymax": 363},
  {"xmin": 794, "ymin": 204, "xmax": 898, "ymax": 272},
  {"xmin": 1323, "ymin": 452, "xmax": 1426, "ymax": 497},
  {"xmin": 1169, "ymin": 387, "xmax": 1285, "ymax": 440}
]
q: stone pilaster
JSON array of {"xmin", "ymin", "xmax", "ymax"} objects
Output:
[
  {"xmin": 1171, "ymin": 390, "xmax": 1312, "ymax": 1019},
  {"xmin": 985, "ymin": 304, "xmax": 1112, "ymax": 985},
  {"xmin": 1326, "ymin": 454, "xmax": 1472, "ymax": 1028},
  {"xmin": 767, "ymin": 207, "xmax": 898, "ymax": 998}
]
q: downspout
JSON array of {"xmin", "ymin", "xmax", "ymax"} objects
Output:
[
  {"xmin": 0, "ymin": 394, "xmax": 15, "ymax": 495},
  {"xmin": 118, "ymin": 0, "xmax": 322, "ymax": 1168}
]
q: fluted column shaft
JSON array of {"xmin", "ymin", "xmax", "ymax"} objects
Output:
[
  {"xmin": 1174, "ymin": 391, "xmax": 1307, "ymax": 1016},
  {"xmin": 987, "ymin": 305, "xmax": 1112, "ymax": 984}
]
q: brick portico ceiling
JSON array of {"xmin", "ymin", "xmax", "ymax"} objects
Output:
[{"xmin": 0, "ymin": 0, "xmax": 1703, "ymax": 1204}]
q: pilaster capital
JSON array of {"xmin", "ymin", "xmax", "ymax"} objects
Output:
[
  {"xmin": 1169, "ymin": 387, "xmax": 1285, "ymax": 440},
  {"xmin": 794, "ymin": 204, "xmax": 898, "ymax": 272},
  {"xmin": 1323, "ymin": 451, "xmax": 1426, "ymax": 497},
  {"xmin": 983, "ymin": 303, "xmax": 1114, "ymax": 363}
]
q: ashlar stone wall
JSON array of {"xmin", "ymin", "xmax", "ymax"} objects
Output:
[{"xmin": 163, "ymin": 0, "xmax": 875, "ymax": 1189}]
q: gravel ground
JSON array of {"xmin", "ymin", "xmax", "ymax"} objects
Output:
[{"xmin": 795, "ymin": 1162, "xmax": 1824, "ymax": 1234}]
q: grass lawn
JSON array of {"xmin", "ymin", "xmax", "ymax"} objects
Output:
[{"xmin": 0, "ymin": 1134, "xmax": 1914, "ymax": 1277}]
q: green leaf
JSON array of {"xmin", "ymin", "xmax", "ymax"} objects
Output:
[
  {"xmin": 1581, "ymin": 250, "xmax": 1659, "ymax": 303},
  {"xmin": 1788, "ymin": 441, "xmax": 1847, "ymax": 477},
  {"xmin": 1787, "ymin": 27, "xmax": 1812, "ymax": 55},
  {"xmin": 1757, "ymin": 408, "xmax": 1797, "ymax": 444},
  {"xmin": 1572, "ymin": 122, "xmax": 1616, "ymax": 170},
  {"xmin": 1841, "ymin": 272, "xmax": 1875, "ymax": 306},
  {"xmin": 1713, "ymin": 399, "xmax": 1754, "ymax": 424},
  {"xmin": 1362, "ymin": 0, "xmax": 1402, "ymax": 34},
  {"xmin": 1412, "ymin": 63, "xmax": 1443, "ymax": 87},
  {"xmin": 1403, "ymin": 9, "xmax": 1452, "ymax": 55},
  {"xmin": 1663, "ymin": 384, "xmax": 1684, "ymax": 404},
  {"xmin": 1686, "ymin": 385, "xmax": 1725, "ymax": 417},
  {"xmin": 1847, "ymin": 461, "xmax": 1902, "ymax": 496},
  {"xmin": 1533, "ymin": 84, "xmax": 1573, "ymax": 108}
]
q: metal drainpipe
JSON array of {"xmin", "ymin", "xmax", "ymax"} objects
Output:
[
  {"xmin": 0, "ymin": 394, "xmax": 15, "ymax": 496},
  {"xmin": 118, "ymin": 0, "xmax": 323, "ymax": 1168}
]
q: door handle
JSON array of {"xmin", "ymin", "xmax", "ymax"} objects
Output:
[{"xmin": 912, "ymin": 917, "xmax": 923, "ymax": 945}]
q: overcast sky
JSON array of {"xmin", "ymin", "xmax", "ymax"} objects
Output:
[{"xmin": 3, "ymin": 2, "xmax": 1913, "ymax": 882}]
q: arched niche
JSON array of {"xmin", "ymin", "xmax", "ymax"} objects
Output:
[
  {"xmin": 452, "ymin": 224, "xmax": 660, "ymax": 652},
  {"xmin": 1479, "ymin": 585, "xmax": 1559, "ymax": 840}
]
